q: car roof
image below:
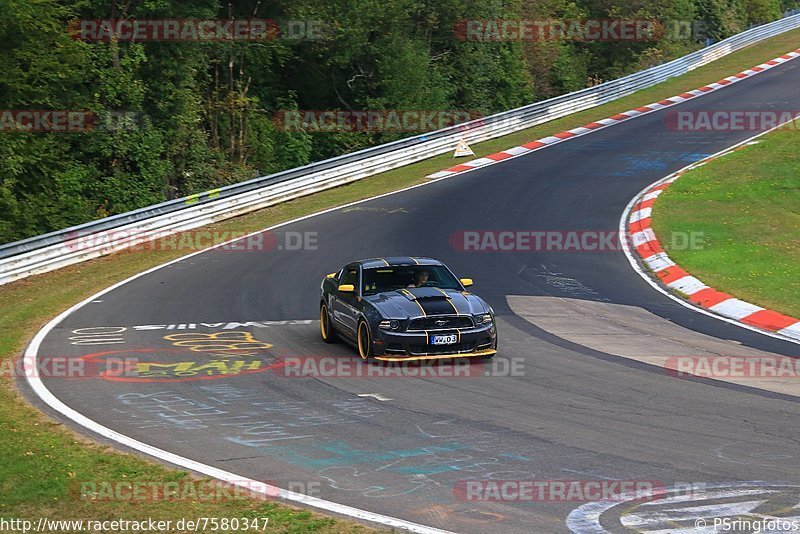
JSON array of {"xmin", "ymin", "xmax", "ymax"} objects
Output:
[{"xmin": 357, "ymin": 257, "xmax": 443, "ymax": 269}]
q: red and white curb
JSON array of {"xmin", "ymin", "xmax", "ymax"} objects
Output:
[
  {"xmin": 625, "ymin": 142, "xmax": 800, "ymax": 344},
  {"xmin": 426, "ymin": 49, "xmax": 800, "ymax": 180}
]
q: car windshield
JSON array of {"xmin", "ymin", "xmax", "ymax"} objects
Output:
[{"xmin": 361, "ymin": 265, "xmax": 462, "ymax": 295}]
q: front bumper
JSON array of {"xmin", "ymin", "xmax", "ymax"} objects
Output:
[{"xmin": 371, "ymin": 323, "xmax": 497, "ymax": 361}]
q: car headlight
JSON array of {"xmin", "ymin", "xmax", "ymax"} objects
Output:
[
  {"xmin": 379, "ymin": 320, "xmax": 401, "ymax": 330},
  {"xmin": 474, "ymin": 313, "xmax": 493, "ymax": 325}
]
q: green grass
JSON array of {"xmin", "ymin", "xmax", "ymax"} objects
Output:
[
  {"xmin": 2, "ymin": 28, "xmax": 800, "ymax": 529},
  {"xmin": 652, "ymin": 125, "xmax": 800, "ymax": 319}
]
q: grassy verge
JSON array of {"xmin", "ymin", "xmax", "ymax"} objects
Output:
[
  {"xmin": 652, "ymin": 125, "xmax": 800, "ymax": 319},
  {"xmin": 2, "ymin": 28, "xmax": 800, "ymax": 529}
]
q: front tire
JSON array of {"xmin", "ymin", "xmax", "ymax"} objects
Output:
[
  {"xmin": 320, "ymin": 303, "xmax": 338, "ymax": 343},
  {"xmin": 357, "ymin": 319, "xmax": 374, "ymax": 361}
]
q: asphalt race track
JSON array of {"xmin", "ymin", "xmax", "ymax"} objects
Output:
[{"xmin": 25, "ymin": 55, "xmax": 800, "ymax": 533}]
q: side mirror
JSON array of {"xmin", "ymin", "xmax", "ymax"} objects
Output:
[
  {"xmin": 338, "ymin": 284, "xmax": 356, "ymax": 293},
  {"xmin": 326, "ymin": 272, "xmax": 337, "ymax": 279},
  {"xmin": 460, "ymin": 278, "xmax": 473, "ymax": 288}
]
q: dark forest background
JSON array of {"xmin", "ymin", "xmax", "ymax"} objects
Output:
[{"xmin": 1, "ymin": 0, "xmax": 796, "ymax": 243}]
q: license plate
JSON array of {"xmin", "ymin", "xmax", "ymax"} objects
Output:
[{"xmin": 430, "ymin": 334, "xmax": 457, "ymax": 345}]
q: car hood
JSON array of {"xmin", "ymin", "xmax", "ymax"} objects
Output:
[{"xmin": 364, "ymin": 287, "xmax": 488, "ymax": 319}]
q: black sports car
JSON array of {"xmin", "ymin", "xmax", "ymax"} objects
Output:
[{"xmin": 319, "ymin": 257, "xmax": 497, "ymax": 361}]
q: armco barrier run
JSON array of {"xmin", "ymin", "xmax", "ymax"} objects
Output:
[{"xmin": 1, "ymin": 14, "xmax": 799, "ymax": 285}]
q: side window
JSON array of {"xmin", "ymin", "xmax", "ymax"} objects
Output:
[{"xmin": 340, "ymin": 266, "xmax": 359, "ymax": 288}]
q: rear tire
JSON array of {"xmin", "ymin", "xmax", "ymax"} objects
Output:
[
  {"xmin": 320, "ymin": 303, "xmax": 338, "ymax": 343},
  {"xmin": 357, "ymin": 319, "xmax": 374, "ymax": 361}
]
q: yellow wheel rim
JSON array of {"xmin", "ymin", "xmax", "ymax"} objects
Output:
[
  {"xmin": 358, "ymin": 322, "xmax": 369, "ymax": 360},
  {"xmin": 320, "ymin": 306, "xmax": 329, "ymax": 338}
]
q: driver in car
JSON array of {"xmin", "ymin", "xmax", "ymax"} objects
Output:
[{"xmin": 407, "ymin": 270, "xmax": 429, "ymax": 288}]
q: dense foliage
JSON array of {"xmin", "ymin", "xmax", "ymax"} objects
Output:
[{"xmin": 0, "ymin": 0, "xmax": 796, "ymax": 243}]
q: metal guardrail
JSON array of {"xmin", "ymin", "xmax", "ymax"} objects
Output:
[{"xmin": 2, "ymin": 13, "xmax": 799, "ymax": 285}]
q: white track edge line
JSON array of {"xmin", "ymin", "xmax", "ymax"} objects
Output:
[
  {"xmin": 22, "ymin": 47, "xmax": 800, "ymax": 533},
  {"xmin": 618, "ymin": 119, "xmax": 800, "ymax": 348},
  {"xmin": 22, "ymin": 183, "xmax": 468, "ymax": 533}
]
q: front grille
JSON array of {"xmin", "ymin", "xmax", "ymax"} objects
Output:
[
  {"xmin": 407, "ymin": 315, "xmax": 473, "ymax": 331},
  {"xmin": 408, "ymin": 342, "xmax": 476, "ymax": 355}
]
